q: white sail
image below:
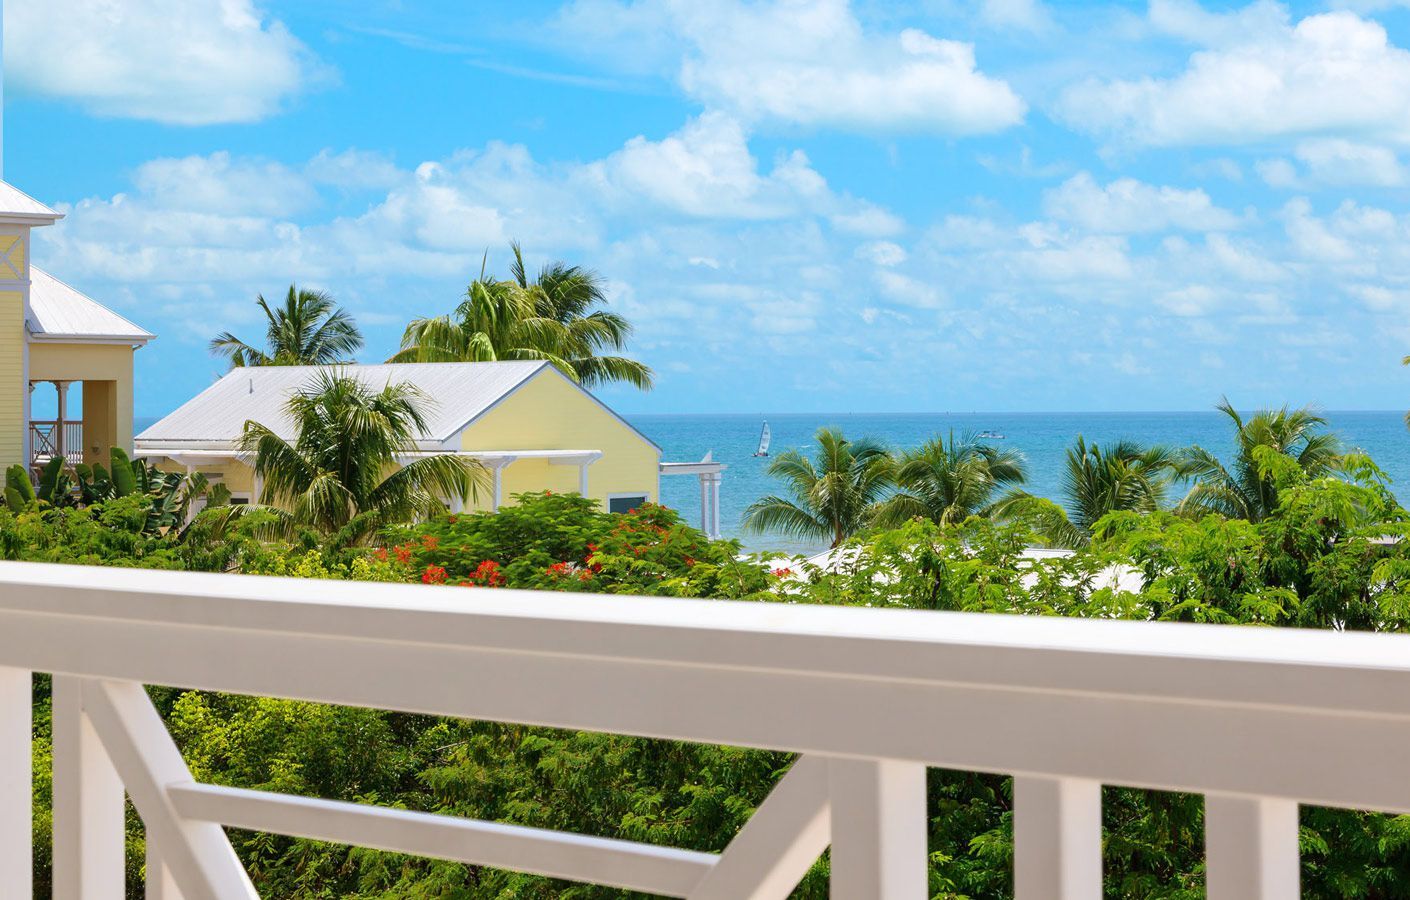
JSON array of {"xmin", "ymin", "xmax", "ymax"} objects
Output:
[{"xmin": 757, "ymin": 421, "xmax": 771, "ymax": 455}]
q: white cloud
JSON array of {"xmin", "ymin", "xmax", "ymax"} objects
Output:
[
  {"xmin": 856, "ymin": 241, "xmax": 908, "ymax": 266},
  {"xmin": 554, "ymin": 0, "xmax": 1024, "ymax": 134},
  {"xmin": 1261, "ymin": 139, "xmax": 1408, "ymax": 188},
  {"xmin": 1057, "ymin": 6, "xmax": 1410, "ymax": 147},
  {"xmin": 9, "ymin": 0, "xmax": 325, "ymax": 125},
  {"xmin": 1296, "ymin": 139, "xmax": 1406, "ymax": 185},
  {"xmin": 1041, "ymin": 172, "xmax": 1240, "ymax": 233},
  {"xmin": 585, "ymin": 113, "xmax": 899, "ymax": 227},
  {"xmin": 589, "ymin": 113, "xmax": 821, "ymax": 218},
  {"xmin": 1256, "ymin": 158, "xmax": 1301, "ymax": 188},
  {"xmin": 130, "ymin": 152, "xmax": 319, "ymax": 217},
  {"xmin": 305, "ymin": 150, "xmax": 406, "ymax": 191},
  {"xmin": 874, "ymin": 269, "xmax": 944, "ymax": 309}
]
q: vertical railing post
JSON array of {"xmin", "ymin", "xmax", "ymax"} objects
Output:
[
  {"xmin": 828, "ymin": 758, "xmax": 927, "ymax": 898},
  {"xmin": 1013, "ymin": 776, "xmax": 1102, "ymax": 899},
  {"xmin": 0, "ymin": 666, "xmax": 31, "ymax": 898},
  {"xmin": 52, "ymin": 675, "xmax": 126, "ymax": 900},
  {"xmin": 1205, "ymin": 794, "xmax": 1299, "ymax": 899},
  {"xmin": 146, "ymin": 832, "xmax": 184, "ymax": 900}
]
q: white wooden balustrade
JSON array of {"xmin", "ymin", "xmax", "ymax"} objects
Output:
[{"xmin": 2, "ymin": 561, "xmax": 1410, "ymax": 897}]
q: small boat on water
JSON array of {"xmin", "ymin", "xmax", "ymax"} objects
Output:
[
  {"xmin": 753, "ymin": 420, "xmax": 771, "ymax": 457},
  {"xmin": 976, "ymin": 430, "xmax": 1006, "ymax": 440}
]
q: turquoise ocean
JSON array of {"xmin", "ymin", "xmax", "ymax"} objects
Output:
[{"xmin": 135, "ymin": 410, "xmax": 1410, "ymax": 557}]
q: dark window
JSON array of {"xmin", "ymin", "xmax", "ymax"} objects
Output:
[{"xmin": 609, "ymin": 495, "xmax": 647, "ymax": 514}]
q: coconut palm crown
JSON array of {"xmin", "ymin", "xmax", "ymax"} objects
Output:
[
  {"xmin": 872, "ymin": 432, "xmax": 1028, "ymax": 527},
  {"xmin": 210, "ymin": 285, "xmax": 363, "ymax": 368},
  {"xmin": 391, "ymin": 243, "xmax": 653, "ymax": 389},
  {"xmin": 743, "ymin": 427, "xmax": 893, "ymax": 548},
  {"xmin": 238, "ymin": 370, "xmax": 482, "ymax": 540},
  {"xmin": 1177, "ymin": 400, "xmax": 1343, "ymax": 522}
]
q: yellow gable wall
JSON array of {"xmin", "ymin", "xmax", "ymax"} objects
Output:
[
  {"xmin": 0, "ymin": 292, "xmax": 23, "ymax": 469},
  {"xmin": 457, "ymin": 369, "xmax": 659, "ymax": 511}
]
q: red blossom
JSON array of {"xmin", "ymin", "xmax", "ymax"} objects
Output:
[
  {"xmin": 422, "ymin": 565, "xmax": 448, "ymax": 585},
  {"xmin": 421, "ymin": 535, "xmax": 440, "ymax": 550},
  {"xmin": 467, "ymin": 559, "xmax": 506, "ymax": 588},
  {"xmin": 373, "ymin": 548, "xmax": 389, "ymax": 562},
  {"xmin": 393, "ymin": 544, "xmax": 413, "ymax": 565},
  {"xmin": 771, "ymin": 567, "xmax": 794, "ymax": 578}
]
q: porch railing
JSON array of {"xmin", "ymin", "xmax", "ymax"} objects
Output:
[
  {"xmin": 3, "ymin": 561, "xmax": 1410, "ymax": 898},
  {"xmin": 29, "ymin": 419, "xmax": 83, "ymax": 464}
]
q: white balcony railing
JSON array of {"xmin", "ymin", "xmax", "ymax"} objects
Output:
[
  {"xmin": 29, "ymin": 419, "xmax": 83, "ymax": 464},
  {"xmin": 4, "ymin": 560, "xmax": 1410, "ymax": 898}
]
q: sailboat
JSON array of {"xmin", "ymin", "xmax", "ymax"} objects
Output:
[{"xmin": 752, "ymin": 420, "xmax": 771, "ymax": 457}]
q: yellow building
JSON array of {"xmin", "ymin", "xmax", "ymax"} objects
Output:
[
  {"xmin": 136, "ymin": 361, "xmax": 725, "ymax": 532},
  {"xmin": 0, "ymin": 183, "xmax": 153, "ymax": 473}
]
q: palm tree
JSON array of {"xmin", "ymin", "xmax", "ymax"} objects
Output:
[
  {"xmin": 1177, "ymin": 400, "xmax": 1343, "ymax": 521},
  {"xmin": 238, "ymin": 370, "xmax": 482, "ymax": 540},
  {"xmin": 1019, "ymin": 437, "xmax": 1177, "ymax": 547},
  {"xmin": 872, "ymin": 433, "xmax": 1028, "ymax": 527},
  {"xmin": 743, "ymin": 427, "xmax": 893, "ymax": 548},
  {"xmin": 211, "ymin": 285, "xmax": 363, "ymax": 367},
  {"xmin": 391, "ymin": 244, "xmax": 653, "ymax": 389}
]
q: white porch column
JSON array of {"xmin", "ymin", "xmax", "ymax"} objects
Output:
[
  {"xmin": 1013, "ymin": 776, "xmax": 1102, "ymax": 899},
  {"xmin": 699, "ymin": 473, "xmax": 710, "ymax": 534},
  {"xmin": 52, "ymin": 675, "xmax": 126, "ymax": 900},
  {"xmin": 710, "ymin": 472, "xmax": 722, "ymax": 539},
  {"xmin": 55, "ymin": 380, "xmax": 70, "ymax": 460},
  {"xmin": 489, "ymin": 458, "xmax": 517, "ymax": 511},
  {"xmin": 578, "ymin": 462, "xmax": 590, "ymax": 497},
  {"xmin": 0, "ymin": 667, "xmax": 30, "ymax": 899},
  {"xmin": 828, "ymin": 758, "xmax": 928, "ymax": 898},
  {"xmin": 1205, "ymin": 795, "xmax": 1299, "ymax": 900}
]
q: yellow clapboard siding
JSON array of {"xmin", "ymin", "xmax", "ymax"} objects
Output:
[
  {"xmin": 458, "ymin": 368, "xmax": 659, "ymax": 511},
  {"xmin": 0, "ymin": 292, "xmax": 24, "ymax": 469}
]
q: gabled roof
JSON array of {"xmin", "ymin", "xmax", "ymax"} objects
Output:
[
  {"xmin": 0, "ymin": 182, "xmax": 61, "ymax": 222},
  {"xmin": 137, "ymin": 361, "xmax": 553, "ymax": 448},
  {"xmin": 28, "ymin": 267, "xmax": 155, "ymax": 344}
]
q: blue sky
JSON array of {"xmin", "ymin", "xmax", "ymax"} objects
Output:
[{"xmin": 11, "ymin": 0, "xmax": 1410, "ymax": 416}]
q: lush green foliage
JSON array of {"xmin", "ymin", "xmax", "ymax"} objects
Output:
[
  {"xmin": 743, "ymin": 427, "xmax": 894, "ymax": 548},
  {"xmin": 1176, "ymin": 400, "xmax": 1345, "ymax": 522},
  {"xmin": 239, "ymin": 370, "xmax": 483, "ymax": 541},
  {"xmin": 11, "ymin": 430, "xmax": 1410, "ymax": 897},
  {"xmin": 210, "ymin": 284, "xmax": 364, "ymax": 368},
  {"xmin": 871, "ymin": 432, "xmax": 1028, "ymax": 528},
  {"xmin": 391, "ymin": 243, "xmax": 654, "ymax": 389}
]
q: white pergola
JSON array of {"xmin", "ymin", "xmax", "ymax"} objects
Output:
[{"xmin": 659, "ymin": 457, "xmax": 726, "ymax": 539}]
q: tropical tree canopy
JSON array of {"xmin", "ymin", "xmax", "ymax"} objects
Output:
[
  {"xmin": 1177, "ymin": 399, "xmax": 1344, "ymax": 522},
  {"xmin": 872, "ymin": 432, "xmax": 1028, "ymax": 527},
  {"xmin": 238, "ymin": 371, "xmax": 482, "ymax": 540},
  {"xmin": 743, "ymin": 427, "xmax": 893, "ymax": 548},
  {"xmin": 1023, "ymin": 437, "xmax": 1177, "ymax": 547},
  {"xmin": 210, "ymin": 285, "xmax": 364, "ymax": 368},
  {"xmin": 391, "ymin": 243, "xmax": 654, "ymax": 389}
]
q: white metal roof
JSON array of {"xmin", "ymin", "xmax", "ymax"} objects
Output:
[
  {"xmin": 138, "ymin": 361, "xmax": 556, "ymax": 449},
  {"xmin": 28, "ymin": 267, "xmax": 155, "ymax": 344},
  {"xmin": 138, "ymin": 361, "xmax": 663, "ymax": 454},
  {"xmin": 0, "ymin": 181, "xmax": 61, "ymax": 221}
]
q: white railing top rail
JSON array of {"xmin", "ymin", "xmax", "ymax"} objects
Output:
[{"xmin": 5, "ymin": 560, "xmax": 1410, "ymax": 814}]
